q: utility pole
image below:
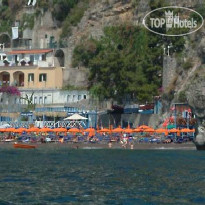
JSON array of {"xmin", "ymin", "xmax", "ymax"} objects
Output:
[{"xmin": 164, "ymin": 44, "xmax": 172, "ymax": 56}]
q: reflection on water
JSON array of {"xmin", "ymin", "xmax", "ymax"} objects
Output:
[{"xmin": 0, "ymin": 147, "xmax": 205, "ymax": 204}]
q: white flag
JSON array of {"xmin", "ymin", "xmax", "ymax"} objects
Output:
[
  {"xmin": 32, "ymin": 0, "xmax": 37, "ymax": 6},
  {"xmin": 12, "ymin": 27, "xmax": 19, "ymax": 39}
]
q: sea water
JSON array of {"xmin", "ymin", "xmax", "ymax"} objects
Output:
[{"xmin": 0, "ymin": 147, "xmax": 204, "ymax": 204}]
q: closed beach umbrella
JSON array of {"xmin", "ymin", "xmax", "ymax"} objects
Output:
[
  {"xmin": 85, "ymin": 128, "xmax": 95, "ymax": 132},
  {"xmin": 88, "ymin": 130, "xmax": 95, "ymax": 137}
]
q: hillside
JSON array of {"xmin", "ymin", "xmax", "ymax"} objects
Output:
[{"xmin": 0, "ymin": 0, "xmax": 205, "ymax": 124}]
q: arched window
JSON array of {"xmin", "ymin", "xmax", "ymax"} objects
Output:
[{"xmin": 44, "ymin": 96, "xmax": 47, "ymax": 104}]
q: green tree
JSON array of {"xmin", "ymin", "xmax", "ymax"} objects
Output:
[
  {"xmin": 21, "ymin": 92, "xmax": 35, "ymax": 111},
  {"xmin": 72, "ymin": 25, "xmax": 185, "ymax": 103}
]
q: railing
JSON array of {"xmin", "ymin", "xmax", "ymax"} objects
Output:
[
  {"xmin": 0, "ymin": 104, "xmax": 97, "ymax": 114},
  {"xmin": 55, "ymin": 121, "xmax": 86, "ymax": 128},
  {"xmin": 0, "ymin": 121, "xmax": 32, "ymax": 128},
  {"xmin": 0, "ymin": 104, "xmax": 26, "ymax": 113},
  {"xmin": 35, "ymin": 107, "xmax": 82, "ymax": 113},
  {"xmin": 0, "ymin": 121, "xmax": 86, "ymax": 128},
  {"xmin": 0, "ymin": 65, "xmax": 38, "ymax": 69}
]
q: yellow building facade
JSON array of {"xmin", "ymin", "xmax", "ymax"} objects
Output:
[
  {"xmin": 0, "ymin": 66, "xmax": 63, "ymax": 89},
  {"xmin": 0, "ymin": 49, "xmax": 63, "ymax": 89}
]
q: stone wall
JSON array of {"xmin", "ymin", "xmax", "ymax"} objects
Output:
[
  {"xmin": 63, "ymin": 68, "xmax": 89, "ymax": 88},
  {"xmin": 31, "ymin": 11, "xmax": 61, "ymax": 49},
  {"xmin": 162, "ymin": 56, "xmax": 177, "ymax": 91},
  {"xmin": 98, "ymin": 113, "xmax": 160, "ymax": 128}
]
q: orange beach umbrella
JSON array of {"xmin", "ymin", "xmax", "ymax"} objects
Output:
[
  {"xmin": 68, "ymin": 128, "xmax": 81, "ymax": 133},
  {"xmin": 27, "ymin": 127, "xmax": 40, "ymax": 132},
  {"xmin": 155, "ymin": 128, "xmax": 167, "ymax": 133},
  {"xmin": 144, "ymin": 128, "xmax": 155, "ymax": 132},
  {"xmin": 180, "ymin": 128, "xmax": 193, "ymax": 132},
  {"xmin": 123, "ymin": 128, "xmax": 133, "ymax": 133},
  {"xmin": 5, "ymin": 128, "xmax": 16, "ymax": 132},
  {"xmin": 133, "ymin": 128, "xmax": 143, "ymax": 132},
  {"xmin": 53, "ymin": 127, "xmax": 67, "ymax": 132},
  {"xmin": 98, "ymin": 128, "xmax": 111, "ymax": 133},
  {"xmin": 155, "ymin": 128, "xmax": 168, "ymax": 136},
  {"xmin": 40, "ymin": 127, "xmax": 53, "ymax": 132},
  {"xmin": 169, "ymin": 128, "xmax": 180, "ymax": 133},
  {"xmin": 13, "ymin": 128, "xmax": 28, "ymax": 133},
  {"xmin": 112, "ymin": 127, "xmax": 124, "ymax": 133},
  {"xmin": 138, "ymin": 125, "xmax": 151, "ymax": 130}
]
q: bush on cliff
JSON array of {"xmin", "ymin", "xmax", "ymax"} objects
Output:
[{"xmin": 72, "ymin": 25, "xmax": 186, "ymax": 103}]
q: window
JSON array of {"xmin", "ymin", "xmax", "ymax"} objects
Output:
[
  {"xmin": 84, "ymin": 95, "xmax": 87, "ymax": 99},
  {"xmin": 30, "ymin": 55, "xmax": 34, "ymax": 62},
  {"xmin": 78, "ymin": 95, "xmax": 81, "ymax": 101},
  {"xmin": 7, "ymin": 55, "xmax": 12, "ymax": 61},
  {"xmin": 39, "ymin": 74, "xmax": 47, "ymax": 82},
  {"xmin": 42, "ymin": 54, "xmax": 46, "ymax": 61},
  {"xmin": 34, "ymin": 54, "xmax": 39, "ymax": 60},
  {"xmin": 28, "ymin": 73, "xmax": 34, "ymax": 82},
  {"xmin": 39, "ymin": 97, "xmax": 42, "ymax": 104},
  {"xmin": 34, "ymin": 97, "xmax": 37, "ymax": 104},
  {"xmin": 73, "ymin": 95, "xmax": 76, "ymax": 102},
  {"xmin": 20, "ymin": 98, "xmax": 24, "ymax": 104},
  {"xmin": 44, "ymin": 96, "xmax": 47, "ymax": 104},
  {"xmin": 67, "ymin": 95, "xmax": 71, "ymax": 103}
]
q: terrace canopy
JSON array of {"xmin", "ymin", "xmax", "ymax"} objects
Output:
[
  {"xmin": 63, "ymin": 114, "xmax": 87, "ymax": 121},
  {"xmin": 62, "ymin": 114, "xmax": 88, "ymax": 128}
]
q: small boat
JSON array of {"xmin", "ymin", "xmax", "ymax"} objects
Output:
[{"xmin": 13, "ymin": 143, "xmax": 36, "ymax": 149}]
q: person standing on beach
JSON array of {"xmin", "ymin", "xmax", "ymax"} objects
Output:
[{"xmin": 108, "ymin": 141, "xmax": 112, "ymax": 148}]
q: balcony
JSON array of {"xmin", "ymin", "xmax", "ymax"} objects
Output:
[{"xmin": 1, "ymin": 49, "xmax": 55, "ymax": 68}]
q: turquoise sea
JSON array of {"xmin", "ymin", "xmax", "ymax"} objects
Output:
[{"xmin": 0, "ymin": 147, "xmax": 204, "ymax": 204}]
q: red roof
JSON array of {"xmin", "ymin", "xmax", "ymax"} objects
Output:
[{"xmin": 8, "ymin": 49, "xmax": 53, "ymax": 55}]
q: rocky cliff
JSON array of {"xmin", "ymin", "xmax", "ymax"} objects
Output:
[
  {"xmin": 1, "ymin": 0, "xmax": 205, "ymax": 123},
  {"xmin": 67, "ymin": 0, "xmax": 205, "ymax": 125}
]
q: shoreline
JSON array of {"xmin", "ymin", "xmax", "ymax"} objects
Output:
[{"xmin": 0, "ymin": 142, "xmax": 196, "ymax": 150}]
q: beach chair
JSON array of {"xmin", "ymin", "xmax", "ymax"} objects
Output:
[{"xmin": 64, "ymin": 135, "xmax": 72, "ymax": 142}]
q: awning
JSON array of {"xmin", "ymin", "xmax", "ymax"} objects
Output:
[
  {"xmin": 167, "ymin": 124, "xmax": 175, "ymax": 129},
  {"xmin": 8, "ymin": 49, "xmax": 53, "ymax": 55},
  {"xmin": 63, "ymin": 113, "xmax": 88, "ymax": 120}
]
